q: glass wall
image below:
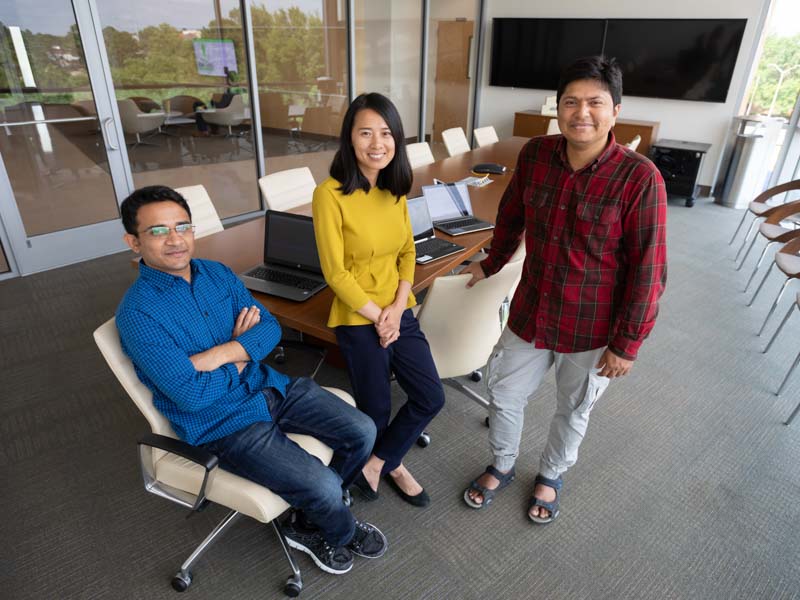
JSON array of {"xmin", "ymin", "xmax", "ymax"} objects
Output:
[
  {"xmin": 96, "ymin": 0, "xmax": 260, "ymax": 218},
  {"xmin": 249, "ymin": 0, "xmax": 347, "ymax": 183},
  {"xmin": 0, "ymin": 1, "xmax": 120, "ymax": 236},
  {"xmin": 425, "ymin": 1, "xmax": 478, "ymax": 159},
  {"xmin": 354, "ymin": 1, "xmax": 421, "ymax": 144}
]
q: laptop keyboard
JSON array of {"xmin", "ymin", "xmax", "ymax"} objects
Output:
[
  {"xmin": 442, "ymin": 217, "xmax": 481, "ymax": 229},
  {"xmin": 417, "ymin": 237, "xmax": 457, "ymax": 255},
  {"xmin": 248, "ymin": 267, "xmax": 321, "ymax": 290}
]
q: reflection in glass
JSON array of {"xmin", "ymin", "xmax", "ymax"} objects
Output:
[
  {"xmin": 97, "ymin": 0, "xmax": 259, "ymax": 218},
  {"xmin": 250, "ymin": 0, "xmax": 348, "ymax": 183},
  {"xmin": 0, "ymin": 1, "xmax": 118, "ymax": 236},
  {"xmin": 354, "ymin": 1, "xmax": 421, "ymax": 145},
  {"xmin": 425, "ymin": 3, "xmax": 477, "ymax": 160}
]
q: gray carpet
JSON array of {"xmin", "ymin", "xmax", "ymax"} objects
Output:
[{"xmin": 1, "ymin": 197, "xmax": 799, "ymax": 600}]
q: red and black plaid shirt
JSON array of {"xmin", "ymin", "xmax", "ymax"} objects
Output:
[{"xmin": 481, "ymin": 133, "xmax": 667, "ymax": 360}]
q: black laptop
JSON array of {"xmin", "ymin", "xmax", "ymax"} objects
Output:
[
  {"xmin": 407, "ymin": 196, "xmax": 464, "ymax": 264},
  {"xmin": 239, "ymin": 211, "xmax": 327, "ymax": 301},
  {"xmin": 422, "ymin": 182, "xmax": 494, "ymax": 236}
]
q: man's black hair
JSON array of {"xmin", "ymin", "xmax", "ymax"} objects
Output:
[
  {"xmin": 556, "ymin": 55, "xmax": 623, "ymax": 107},
  {"xmin": 330, "ymin": 92, "xmax": 412, "ymax": 199},
  {"xmin": 120, "ymin": 185, "xmax": 192, "ymax": 235}
]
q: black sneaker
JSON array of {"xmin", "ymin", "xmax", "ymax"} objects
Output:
[
  {"xmin": 282, "ymin": 516, "xmax": 353, "ymax": 575},
  {"xmin": 346, "ymin": 520, "xmax": 388, "ymax": 559}
]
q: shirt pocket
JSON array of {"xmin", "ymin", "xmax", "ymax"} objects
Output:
[
  {"xmin": 573, "ymin": 201, "xmax": 622, "ymax": 256},
  {"xmin": 524, "ymin": 187, "xmax": 553, "ymax": 241}
]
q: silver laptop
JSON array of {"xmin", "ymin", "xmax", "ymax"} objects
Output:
[
  {"xmin": 407, "ymin": 196, "xmax": 465, "ymax": 264},
  {"xmin": 422, "ymin": 182, "xmax": 494, "ymax": 236},
  {"xmin": 239, "ymin": 211, "xmax": 327, "ymax": 301}
]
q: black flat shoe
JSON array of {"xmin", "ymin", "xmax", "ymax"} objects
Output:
[
  {"xmin": 351, "ymin": 472, "xmax": 379, "ymax": 501},
  {"xmin": 383, "ymin": 474, "xmax": 430, "ymax": 507}
]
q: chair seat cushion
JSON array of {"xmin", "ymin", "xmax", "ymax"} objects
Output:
[
  {"xmin": 775, "ymin": 251, "xmax": 800, "ymax": 277},
  {"xmin": 156, "ymin": 433, "xmax": 333, "ymax": 523},
  {"xmin": 758, "ymin": 223, "xmax": 792, "ymax": 239},
  {"xmin": 749, "ymin": 202, "xmax": 772, "ymax": 215}
]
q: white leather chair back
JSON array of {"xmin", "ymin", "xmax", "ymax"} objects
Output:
[
  {"xmin": 442, "ymin": 127, "xmax": 470, "ymax": 157},
  {"xmin": 175, "ymin": 185, "xmax": 224, "ymax": 238},
  {"xmin": 625, "ymin": 134, "xmax": 642, "ymax": 152},
  {"xmin": 473, "ymin": 126, "xmax": 499, "ymax": 147},
  {"xmin": 416, "ymin": 257, "xmax": 523, "ymax": 379},
  {"xmin": 259, "ymin": 167, "xmax": 317, "ymax": 211},
  {"xmin": 546, "ymin": 119, "xmax": 561, "ymax": 135},
  {"xmin": 94, "ymin": 318, "xmax": 177, "ymax": 439},
  {"xmin": 406, "ymin": 142, "xmax": 436, "ymax": 169}
]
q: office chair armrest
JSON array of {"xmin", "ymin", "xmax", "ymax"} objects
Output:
[{"xmin": 137, "ymin": 433, "xmax": 219, "ymax": 512}]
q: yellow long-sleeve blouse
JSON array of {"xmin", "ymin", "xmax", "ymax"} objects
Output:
[{"xmin": 312, "ymin": 176, "xmax": 417, "ymax": 327}]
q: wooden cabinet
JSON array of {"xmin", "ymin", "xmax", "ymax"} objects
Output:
[{"xmin": 513, "ymin": 110, "xmax": 660, "ymax": 157}]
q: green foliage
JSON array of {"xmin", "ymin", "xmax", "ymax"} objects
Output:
[
  {"xmin": 748, "ymin": 33, "xmax": 800, "ymax": 117},
  {"xmin": 2, "ymin": 5, "xmax": 327, "ymax": 109}
]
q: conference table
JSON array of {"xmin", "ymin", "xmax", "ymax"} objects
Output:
[{"xmin": 192, "ymin": 136, "xmax": 528, "ymax": 345}]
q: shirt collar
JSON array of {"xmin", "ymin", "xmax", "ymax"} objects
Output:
[
  {"xmin": 556, "ymin": 131, "xmax": 618, "ymax": 174},
  {"xmin": 138, "ymin": 258, "xmax": 203, "ymax": 290}
]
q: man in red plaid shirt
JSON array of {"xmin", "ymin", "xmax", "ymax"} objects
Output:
[{"xmin": 463, "ymin": 56, "xmax": 667, "ymax": 523}]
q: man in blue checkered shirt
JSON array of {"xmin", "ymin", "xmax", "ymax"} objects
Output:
[{"xmin": 115, "ymin": 186, "xmax": 387, "ymax": 575}]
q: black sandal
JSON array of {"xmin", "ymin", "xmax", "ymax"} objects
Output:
[{"xmin": 463, "ymin": 465, "xmax": 516, "ymax": 509}]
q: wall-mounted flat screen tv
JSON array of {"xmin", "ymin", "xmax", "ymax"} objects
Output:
[
  {"xmin": 490, "ymin": 19, "xmax": 606, "ymax": 90},
  {"xmin": 489, "ymin": 17, "xmax": 747, "ymax": 103},
  {"xmin": 604, "ymin": 19, "xmax": 746, "ymax": 103}
]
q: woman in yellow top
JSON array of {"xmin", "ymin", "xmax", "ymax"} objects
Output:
[{"xmin": 313, "ymin": 93, "xmax": 445, "ymax": 507}]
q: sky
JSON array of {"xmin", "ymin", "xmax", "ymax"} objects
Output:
[{"xmin": 768, "ymin": 0, "xmax": 800, "ymax": 37}]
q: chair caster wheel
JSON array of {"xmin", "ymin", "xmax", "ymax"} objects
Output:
[
  {"xmin": 416, "ymin": 432, "xmax": 431, "ymax": 447},
  {"xmin": 171, "ymin": 572, "xmax": 192, "ymax": 592},
  {"xmin": 685, "ymin": 198, "xmax": 695, "ymax": 208},
  {"xmin": 484, "ymin": 416, "xmax": 490, "ymax": 428},
  {"xmin": 284, "ymin": 575, "xmax": 302, "ymax": 597},
  {"xmin": 470, "ymin": 370, "xmax": 482, "ymax": 382}
]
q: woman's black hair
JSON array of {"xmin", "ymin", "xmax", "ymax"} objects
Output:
[{"xmin": 329, "ymin": 92, "xmax": 412, "ymax": 199}]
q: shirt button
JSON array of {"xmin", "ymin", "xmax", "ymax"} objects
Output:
[
  {"xmin": 559, "ymin": 205, "xmax": 566, "ymax": 210},
  {"xmin": 547, "ymin": 265, "xmax": 553, "ymax": 269},
  {"xmin": 543, "ymin": 292, "xmax": 548, "ymax": 297},
  {"xmin": 553, "ymin": 235, "xmax": 558, "ymax": 241}
]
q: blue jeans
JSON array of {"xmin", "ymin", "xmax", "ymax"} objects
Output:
[
  {"xmin": 202, "ymin": 377, "xmax": 376, "ymax": 546},
  {"xmin": 335, "ymin": 309, "xmax": 445, "ymax": 474}
]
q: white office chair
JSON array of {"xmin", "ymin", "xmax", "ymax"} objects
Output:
[
  {"xmin": 406, "ymin": 142, "xmax": 436, "ymax": 169},
  {"xmin": 93, "ymin": 317, "xmax": 355, "ymax": 597},
  {"xmin": 625, "ymin": 134, "xmax": 642, "ymax": 152},
  {"xmin": 174, "ymin": 185, "xmax": 224, "ymax": 238},
  {"xmin": 441, "ymin": 127, "xmax": 471, "ymax": 157},
  {"xmin": 473, "ymin": 126, "xmax": 499, "ymax": 148},
  {"xmin": 117, "ymin": 98, "xmax": 165, "ymax": 148},
  {"xmin": 259, "ymin": 167, "xmax": 317, "ymax": 212},
  {"xmin": 415, "ymin": 255, "xmax": 524, "ymax": 413},
  {"xmin": 203, "ymin": 95, "xmax": 247, "ymax": 137},
  {"xmin": 546, "ymin": 119, "xmax": 561, "ymax": 135}
]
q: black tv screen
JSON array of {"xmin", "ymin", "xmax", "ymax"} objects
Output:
[
  {"xmin": 604, "ymin": 19, "xmax": 746, "ymax": 103},
  {"xmin": 490, "ymin": 19, "xmax": 606, "ymax": 90},
  {"xmin": 489, "ymin": 17, "xmax": 747, "ymax": 103}
]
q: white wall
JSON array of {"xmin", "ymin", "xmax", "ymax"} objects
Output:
[{"xmin": 477, "ymin": 0, "xmax": 771, "ymax": 187}]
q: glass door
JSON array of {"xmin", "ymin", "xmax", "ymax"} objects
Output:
[{"xmin": 0, "ymin": 0, "xmax": 132, "ymax": 275}]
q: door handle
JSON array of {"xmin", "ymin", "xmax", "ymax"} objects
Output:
[{"xmin": 102, "ymin": 117, "xmax": 118, "ymax": 151}]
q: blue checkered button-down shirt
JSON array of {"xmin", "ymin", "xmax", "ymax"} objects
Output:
[{"xmin": 116, "ymin": 259, "xmax": 289, "ymax": 445}]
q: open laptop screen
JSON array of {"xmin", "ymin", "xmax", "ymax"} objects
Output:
[
  {"xmin": 422, "ymin": 182, "xmax": 474, "ymax": 221},
  {"xmin": 264, "ymin": 211, "xmax": 322, "ymax": 272},
  {"xmin": 407, "ymin": 196, "xmax": 435, "ymax": 241}
]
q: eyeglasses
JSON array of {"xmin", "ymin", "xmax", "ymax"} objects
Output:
[{"xmin": 139, "ymin": 223, "xmax": 196, "ymax": 237}]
